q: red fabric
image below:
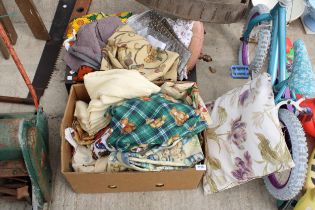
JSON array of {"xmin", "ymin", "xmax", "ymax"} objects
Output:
[{"xmin": 74, "ymin": 66, "xmax": 94, "ymax": 82}]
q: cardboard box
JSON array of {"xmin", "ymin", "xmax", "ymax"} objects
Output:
[{"xmin": 60, "ymin": 84, "xmax": 205, "ymax": 193}]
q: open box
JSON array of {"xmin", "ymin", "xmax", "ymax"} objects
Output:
[{"xmin": 60, "ymin": 84, "xmax": 206, "ymax": 193}]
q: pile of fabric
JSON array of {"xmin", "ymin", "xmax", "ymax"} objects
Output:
[
  {"xmin": 61, "ymin": 10, "xmax": 294, "ymax": 195},
  {"xmin": 63, "ymin": 11, "xmax": 204, "ymax": 82},
  {"xmin": 65, "ymin": 70, "xmax": 211, "ymax": 172}
]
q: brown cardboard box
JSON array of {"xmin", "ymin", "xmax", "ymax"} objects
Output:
[{"xmin": 60, "ymin": 84, "xmax": 205, "ymax": 193}]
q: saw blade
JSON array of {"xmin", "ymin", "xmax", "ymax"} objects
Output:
[{"xmin": 27, "ymin": 0, "xmax": 77, "ymax": 99}]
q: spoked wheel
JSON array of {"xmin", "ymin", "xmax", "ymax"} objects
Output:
[
  {"xmin": 239, "ymin": 4, "xmax": 271, "ymax": 75},
  {"xmin": 263, "ymin": 109, "xmax": 308, "ymax": 200}
]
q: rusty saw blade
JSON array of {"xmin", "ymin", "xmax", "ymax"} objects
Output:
[{"xmin": 28, "ymin": 0, "xmax": 91, "ymax": 99}]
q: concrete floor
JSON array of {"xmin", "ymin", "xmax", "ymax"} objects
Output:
[{"xmin": 0, "ymin": 1, "xmax": 314, "ymax": 209}]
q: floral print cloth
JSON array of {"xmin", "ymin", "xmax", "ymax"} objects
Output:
[
  {"xmin": 166, "ymin": 18, "xmax": 194, "ymax": 48},
  {"xmin": 285, "ymin": 39, "xmax": 315, "ymax": 98},
  {"xmin": 66, "ymin": 130, "xmax": 203, "ymax": 173},
  {"xmin": 203, "ymin": 73, "xmax": 294, "ymax": 194},
  {"xmin": 111, "ymin": 135, "xmax": 204, "ymax": 171},
  {"xmin": 160, "ymin": 81, "xmax": 212, "ymax": 126},
  {"xmin": 107, "ymin": 93, "xmax": 208, "ymax": 152},
  {"xmin": 100, "ymin": 24, "xmax": 179, "ymax": 82},
  {"xmin": 66, "ymin": 12, "xmax": 132, "ymax": 39}
]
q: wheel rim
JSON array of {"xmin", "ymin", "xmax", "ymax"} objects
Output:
[{"xmin": 242, "ymin": 13, "xmax": 259, "ymax": 66}]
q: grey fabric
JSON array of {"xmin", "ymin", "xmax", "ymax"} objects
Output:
[{"xmin": 64, "ymin": 16, "xmax": 122, "ymax": 71}]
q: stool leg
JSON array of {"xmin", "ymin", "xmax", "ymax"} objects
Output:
[
  {"xmin": 0, "ymin": 36, "xmax": 9, "ymax": 59},
  {"xmin": 15, "ymin": 0, "xmax": 50, "ymax": 40},
  {"xmin": 0, "ymin": 0, "xmax": 17, "ymax": 44}
]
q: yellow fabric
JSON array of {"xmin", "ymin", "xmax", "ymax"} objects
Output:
[
  {"xmin": 66, "ymin": 12, "xmax": 132, "ymax": 38},
  {"xmin": 101, "ymin": 25, "xmax": 179, "ymax": 82}
]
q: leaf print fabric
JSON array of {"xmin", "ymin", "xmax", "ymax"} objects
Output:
[
  {"xmin": 203, "ymin": 73, "xmax": 294, "ymax": 195},
  {"xmin": 100, "ymin": 24, "xmax": 180, "ymax": 82},
  {"xmin": 110, "ymin": 135, "xmax": 204, "ymax": 172}
]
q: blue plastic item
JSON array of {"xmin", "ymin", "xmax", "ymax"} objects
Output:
[
  {"xmin": 304, "ymin": 0, "xmax": 315, "ymax": 32},
  {"xmin": 230, "ymin": 65, "xmax": 250, "ymax": 79}
]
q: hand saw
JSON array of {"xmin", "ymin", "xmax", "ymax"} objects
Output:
[{"xmin": 26, "ymin": 0, "xmax": 92, "ymax": 100}]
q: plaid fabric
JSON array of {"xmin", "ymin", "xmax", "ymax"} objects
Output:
[{"xmin": 108, "ymin": 93, "xmax": 208, "ymax": 152}]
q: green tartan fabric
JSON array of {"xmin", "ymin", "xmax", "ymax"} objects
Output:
[{"xmin": 108, "ymin": 93, "xmax": 208, "ymax": 152}]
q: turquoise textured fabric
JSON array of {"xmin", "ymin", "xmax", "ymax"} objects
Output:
[{"xmin": 287, "ymin": 39, "xmax": 315, "ymax": 97}]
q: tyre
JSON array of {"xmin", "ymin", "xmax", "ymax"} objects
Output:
[
  {"xmin": 239, "ymin": 4, "xmax": 272, "ymax": 74},
  {"xmin": 263, "ymin": 108, "xmax": 308, "ymax": 200}
]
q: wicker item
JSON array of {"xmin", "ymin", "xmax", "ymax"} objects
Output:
[{"xmin": 134, "ymin": 0, "xmax": 249, "ymax": 23}]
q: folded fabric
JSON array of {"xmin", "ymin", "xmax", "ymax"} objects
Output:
[
  {"xmin": 127, "ymin": 10, "xmax": 191, "ymax": 80},
  {"xmin": 107, "ymin": 93, "xmax": 208, "ymax": 152},
  {"xmin": 74, "ymin": 70, "xmax": 161, "ymax": 135},
  {"xmin": 160, "ymin": 81, "xmax": 212, "ymax": 126},
  {"xmin": 100, "ymin": 24, "xmax": 179, "ymax": 81},
  {"xmin": 64, "ymin": 127, "xmax": 109, "ymax": 173},
  {"xmin": 64, "ymin": 16, "xmax": 122, "ymax": 71},
  {"xmin": 203, "ymin": 73, "xmax": 294, "ymax": 195},
  {"xmin": 92, "ymin": 126, "xmax": 113, "ymax": 159},
  {"xmin": 112, "ymin": 135, "xmax": 204, "ymax": 171},
  {"xmin": 73, "ymin": 66, "xmax": 94, "ymax": 82},
  {"xmin": 66, "ymin": 12, "xmax": 132, "ymax": 39},
  {"xmin": 72, "ymin": 120, "xmax": 96, "ymax": 145},
  {"xmin": 74, "ymin": 100, "xmax": 112, "ymax": 136}
]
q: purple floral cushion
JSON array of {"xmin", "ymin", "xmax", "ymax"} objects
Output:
[{"xmin": 203, "ymin": 73, "xmax": 294, "ymax": 194}]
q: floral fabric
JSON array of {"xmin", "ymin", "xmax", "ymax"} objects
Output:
[
  {"xmin": 66, "ymin": 12, "xmax": 132, "ymax": 39},
  {"xmin": 111, "ymin": 135, "xmax": 204, "ymax": 171},
  {"xmin": 166, "ymin": 18, "xmax": 194, "ymax": 48},
  {"xmin": 100, "ymin": 25, "xmax": 179, "ymax": 82},
  {"xmin": 107, "ymin": 93, "xmax": 208, "ymax": 152},
  {"xmin": 203, "ymin": 73, "xmax": 294, "ymax": 194},
  {"xmin": 160, "ymin": 81, "xmax": 212, "ymax": 126}
]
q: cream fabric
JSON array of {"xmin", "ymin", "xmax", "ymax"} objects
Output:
[
  {"xmin": 74, "ymin": 70, "xmax": 161, "ymax": 135},
  {"xmin": 203, "ymin": 73, "xmax": 294, "ymax": 195}
]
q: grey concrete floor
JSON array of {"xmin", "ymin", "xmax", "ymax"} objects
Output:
[{"xmin": 0, "ymin": 1, "xmax": 314, "ymax": 210}]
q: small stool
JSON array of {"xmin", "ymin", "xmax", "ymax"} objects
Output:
[{"xmin": 0, "ymin": 0, "xmax": 50, "ymax": 59}]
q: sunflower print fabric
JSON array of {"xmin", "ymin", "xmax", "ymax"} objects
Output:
[
  {"xmin": 203, "ymin": 73, "xmax": 294, "ymax": 195},
  {"xmin": 107, "ymin": 93, "xmax": 208, "ymax": 152},
  {"xmin": 66, "ymin": 12, "xmax": 132, "ymax": 39}
]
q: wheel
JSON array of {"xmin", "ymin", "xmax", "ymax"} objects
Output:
[
  {"xmin": 239, "ymin": 4, "xmax": 272, "ymax": 74},
  {"xmin": 263, "ymin": 108, "xmax": 308, "ymax": 200}
]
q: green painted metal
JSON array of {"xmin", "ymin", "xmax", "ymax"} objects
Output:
[
  {"xmin": 0, "ymin": 111, "xmax": 35, "ymax": 160},
  {"xmin": 0, "ymin": 118, "xmax": 24, "ymax": 160},
  {"xmin": 18, "ymin": 108, "xmax": 51, "ymax": 207},
  {"xmin": 0, "ymin": 108, "xmax": 51, "ymax": 207}
]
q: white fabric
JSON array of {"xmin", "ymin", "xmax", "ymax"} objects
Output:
[
  {"xmin": 74, "ymin": 70, "xmax": 161, "ymax": 135},
  {"xmin": 166, "ymin": 18, "xmax": 194, "ymax": 48}
]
